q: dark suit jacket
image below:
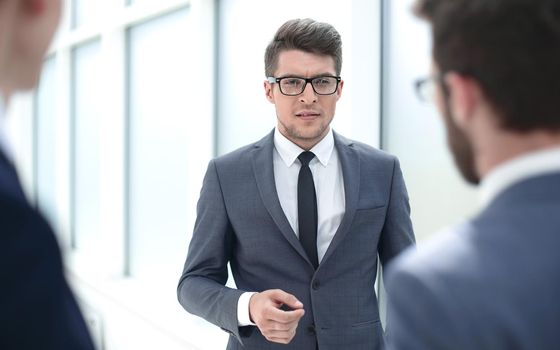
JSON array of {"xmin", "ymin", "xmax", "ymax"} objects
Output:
[
  {"xmin": 0, "ymin": 150, "xmax": 95, "ymax": 349},
  {"xmin": 385, "ymin": 172, "xmax": 560, "ymax": 350},
  {"xmin": 177, "ymin": 130, "xmax": 415, "ymax": 350}
]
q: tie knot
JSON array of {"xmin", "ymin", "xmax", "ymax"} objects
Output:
[{"xmin": 298, "ymin": 151, "xmax": 315, "ymax": 167}]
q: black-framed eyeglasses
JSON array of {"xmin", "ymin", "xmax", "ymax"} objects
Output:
[
  {"xmin": 267, "ymin": 75, "xmax": 341, "ymax": 96},
  {"xmin": 414, "ymin": 75, "xmax": 443, "ymax": 102}
]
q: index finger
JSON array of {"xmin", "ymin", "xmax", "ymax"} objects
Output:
[{"xmin": 267, "ymin": 307, "xmax": 305, "ymax": 324}]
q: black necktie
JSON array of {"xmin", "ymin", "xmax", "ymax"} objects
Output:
[{"xmin": 298, "ymin": 151, "xmax": 319, "ymax": 269}]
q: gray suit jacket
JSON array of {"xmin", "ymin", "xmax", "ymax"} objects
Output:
[
  {"xmin": 178, "ymin": 130, "xmax": 415, "ymax": 349},
  {"xmin": 385, "ymin": 172, "xmax": 560, "ymax": 350}
]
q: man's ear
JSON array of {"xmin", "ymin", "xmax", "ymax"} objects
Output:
[
  {"xmin": 444, "ymin": 72, "xmax": 482, "ymax": 128},
  {"xmin": 335, "ymin": 79, "xmax": 343, "ymax": 100},
  {"xmin": 264, "ymin": 80, "xmax": 275, "ymax": 104}
]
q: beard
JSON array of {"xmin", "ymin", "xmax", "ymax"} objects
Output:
[
  {"xmin": 278, "ymin": 118, "xmax": 330, "ymax": 144},
  {"xmin": 442, "ymin": 101, "xmax": 480, "ymax": 185}
]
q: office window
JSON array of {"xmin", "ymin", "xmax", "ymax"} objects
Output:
[
  {"xmin": 72, "ymin": 40, "xmax": 102, "ymax": 256},
  {"xmin": 72, "ymin": 0, "xmax": 102, "ymax": 28},
  {"xmin": 22, "ymin": 1, "xmax": 217, "ymax": 348},
  {"xmin": 127, "ymin": 7, "xmax": 211, "ymax": 278}
]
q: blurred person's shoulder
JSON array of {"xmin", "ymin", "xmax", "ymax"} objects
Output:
[{"xmin": 385, "ymin": 222, "xmax": 480, "ymax": 290}]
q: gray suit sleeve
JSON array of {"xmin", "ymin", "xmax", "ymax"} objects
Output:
[
  {"xmin": 378, "ymin": 157, "xmax": 415, "ymax": 265},
  {"xmin": 385, "ymin": 266, "xmax": 464, "ymax": 350},
  {"xmin": 177, "ymin": 159, "xmax": 245, "ymax": 342}
]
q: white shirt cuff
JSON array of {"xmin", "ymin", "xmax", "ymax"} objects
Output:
[{"xmin": 237, "ymin": 292, "xmax": 257, "ymax": 326}]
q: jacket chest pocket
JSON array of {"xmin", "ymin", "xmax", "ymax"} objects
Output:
[{"xmin": 346, "ymin": 206, "xmax": 386, "ymax": 251}]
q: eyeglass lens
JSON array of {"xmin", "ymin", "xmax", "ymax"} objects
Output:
[{"xmin": 279, "ymin": 77, "xmax": 338, "ymax": 95}]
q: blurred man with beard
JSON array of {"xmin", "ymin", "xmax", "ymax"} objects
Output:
[
  {"xmin": 0, "ymin": 0, "xmax": 95, "ymax": 348},
  {"xmin": 385, "ymin": 0, "xmax": 560, "ymax": 349}
]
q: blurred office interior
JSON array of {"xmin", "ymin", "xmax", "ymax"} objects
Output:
[{"xmin": 3, "ymin": 0, "xmax": 477, "ymax": 349}]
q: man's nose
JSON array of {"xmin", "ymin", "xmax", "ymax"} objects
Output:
[{"xmin": 299, "ymin": 82, "xmax": 317, "ymax": 103}]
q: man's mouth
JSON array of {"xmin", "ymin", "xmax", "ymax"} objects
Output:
[{"xmin": 295, "ymin": 111, "xmax": 320, "ymax": 119}]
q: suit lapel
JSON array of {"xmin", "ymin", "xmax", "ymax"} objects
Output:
[
  {"xmin": 251, "ymin": 130, "xmax": 313, "ymax": 267},
  {"xmin": 320, "ymin": 132, "xmax": 360, "ymax": 266}
]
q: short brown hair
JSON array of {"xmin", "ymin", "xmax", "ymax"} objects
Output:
[
  {"xmin": 415, "ymin": 0, "xmax": 560, "ymax": 132},
  {"xmin": 264, "ymin": 18, "xmax": 343, "ymax": 77}
]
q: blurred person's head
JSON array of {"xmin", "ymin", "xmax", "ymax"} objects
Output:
[
  {"xmin": 0, "ymin": 0, "xmax": 61, "ymax": 98},
  {"xmin": 263, "ymin": 18, "xmax": 344, "ymax": 150},
  {"xmin": 415, "ymin": 0, "xmax": 560, "ymax": 183}
]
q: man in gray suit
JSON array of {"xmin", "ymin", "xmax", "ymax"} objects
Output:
[
  {"xmin": 178, "ymin": 18, "xmax": 415, "ymax": 349},
  {"xmin": 385, "ymin": 0, "xmax": 560, "ymax": 349}
]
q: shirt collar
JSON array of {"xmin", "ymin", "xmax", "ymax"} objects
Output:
[
  {"xmin": 274, "ymin": 127, "xmax": 334, "ymax": 167},
  {"xmin": 480, "ymin": 146, "xmax": 560, "ymax": 207}
]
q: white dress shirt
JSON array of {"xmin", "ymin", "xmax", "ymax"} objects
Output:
[
  {"xmin": 480, "ymin": 146, "xmax": 560, "ymax": 208},
  {"xmin": 237, "ymin": 127, "xmax": 346, "ymax": 326}
]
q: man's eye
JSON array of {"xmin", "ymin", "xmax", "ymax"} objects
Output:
[
  {"xmin": 314, "ymin": 78, "xmax": 331, "ymax": 85},
  {"xmin": 282, "ymin": 79, "xmax": 303, "ymax": 86}
]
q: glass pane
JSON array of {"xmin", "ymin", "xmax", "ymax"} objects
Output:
[
  {"xmin": 36, "ymin": 58, "xmax": 61, "ymax": 233},
  {"xmin": 73, "ymin": 0, "xmax": 101, "ymax": 28},
  {"xmin": 128, "ymin": 8, "xmax": 205, "ymax": 278},
  {"xmin": 381, "ymin": 0, "xmax": 478, "ymax": 241},
  {"xmin": 72, "ymin": 40, "xmax": 102, "ymax": 257}
]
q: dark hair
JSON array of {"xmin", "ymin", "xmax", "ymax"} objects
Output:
[
  {"xmin": 415, "ymin": 0, "xmax": 560, "ymax": 131},
  {"xmin": 264, "ymin": 18, "xmax": 343, "ymax": 77}
]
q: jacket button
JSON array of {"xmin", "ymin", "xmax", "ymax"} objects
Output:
[
  {"xmin": 307, "ymin": 324, "xmax": 316, "ymax": 335},
  {"xmin": 312, "ymin": 280, "xmax": 320, "ymax": 290}
]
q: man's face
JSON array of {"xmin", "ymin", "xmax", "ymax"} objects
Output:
[
  {"xmin": 264, "ymin": 49, "xmax": 343, "ymax": 149},
  {"xmin": 434, "ymin": 71, "xmax": 480, "ymax": 185}
]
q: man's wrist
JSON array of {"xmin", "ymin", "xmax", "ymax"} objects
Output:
[{"xmin": 237, "ymin": 292, "xmax": 257, "ymax": 326}]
